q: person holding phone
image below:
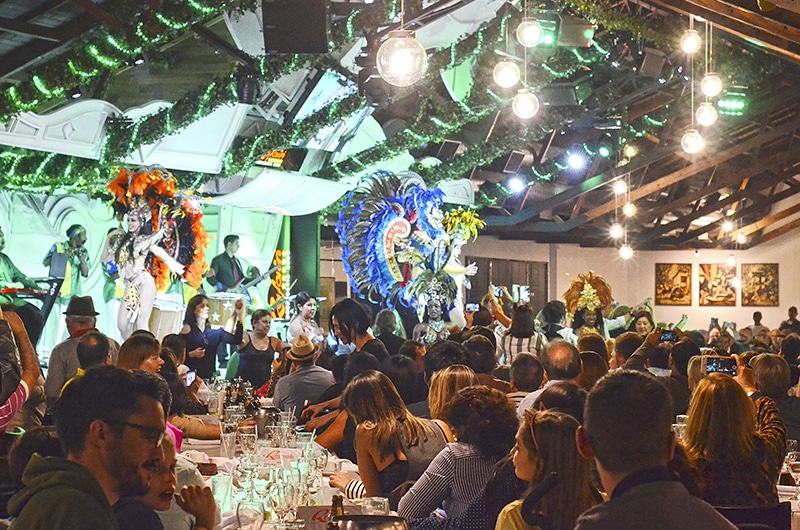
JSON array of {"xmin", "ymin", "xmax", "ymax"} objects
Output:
[{"xmin": 682, "ymin": 355, "xmax": 786, "ymax": 507}]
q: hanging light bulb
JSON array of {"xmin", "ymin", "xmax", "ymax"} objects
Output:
[
  {"xmin": 622, "ymin": 202, "xmax": 636, "ymax": 217},
  {"xmin": 512, "ymin": 89, "xmax": 540, "ymax": 119},
  {"xmin": 610, "ymin": 223, "xmax": 624, "ymax": 239},
  {"xmin": 493, "ymin": 59, "xmax": 520, "ymax": 88},
  {"xmin": 732, "ymin": 275, "xmax": 741, "ymax": 288},
  {"xmin": 376, "ymin": 30, "xmax": 428, "ymax": 87},
  {"xmin": 622, "ymin": 144, "xmax": 637, "ymax": 158},
  {"xmin": 508, "ymin": 176, "xmax": 526, "ymax": 193},
  {"xmin": 727, "ymin": 253, "xmax": 736, "ymax": 267},
  {"xmin": 516, "ymin": 18, "xmax": 543, "ymax": 47},
  {"xmin": 696, "ymin": 102, "xmax": 718, "ymax": 127},
  {"xmin": 681, "ymin": 129, "xmax": 704, "ymax": 154},
  {"xmin": 721, "ymin": 220, "xmax": 734, "ymax": 232},
  {"xmin": 680, "ymin": 29, "xmax": 702, "ymax": 54},
  {"xmin": 701, "ymin": 73, "xmax": 723, "ymax": 97},
  {"xmin": 736, "ymin": 233, "xmax": 747, "ymax": 244},
  {"xmin": 612, "ymin": 180, "xmax": 627, "ymax": 195},
  {"xmin": 619, "ymin": 244, "xmax": 634, "ymax": 260}
]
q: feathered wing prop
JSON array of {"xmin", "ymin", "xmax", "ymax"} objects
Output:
[
  {"xmin": 108, "ymin": 167, "xmax": 208, "ymax": 291},
  {"xmin": 563, "ymin": 271, "xmax": 614, "ymax": 315}
]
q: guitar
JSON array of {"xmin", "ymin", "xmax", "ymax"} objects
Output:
[{"xmin": 228, "ymin": 264, "xmax": 281, "ymax": 294}]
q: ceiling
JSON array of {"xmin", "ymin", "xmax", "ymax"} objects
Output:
[{"xmin": 2, "ymin": 0, "xmax": 800, "ymax": 252}]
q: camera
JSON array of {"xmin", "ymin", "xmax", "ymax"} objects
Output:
[
  {"xmin": 494, "ymin": 286, "xmax": 503, "ymax": 297},
  {"xmin": 659, "ymin": 330, "xmax": 679, "ymax": 342},
  {"xmin": 701, "ymin": 355, "xmax": 737, "ymax": 376}
]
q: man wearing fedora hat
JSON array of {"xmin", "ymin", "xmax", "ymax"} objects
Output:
[
  {"xmin": 272, "ymin": 335, "xmax": 334, "ymax": 420},
  {"xmin": 44, "ymin": 296, "xmax": 118, "ymax": 409}
]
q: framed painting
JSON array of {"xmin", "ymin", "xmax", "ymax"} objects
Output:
[
  {"xmin": 699, "ymin": 264, "xmax": 736, "ymax": 306},
  {"xmin": 741, "ymin": 263, "xmax": 779, "ymax": 306},
  {"xmin": 655, "ymin": 263, "xmax": 692, "ymax": 305}
]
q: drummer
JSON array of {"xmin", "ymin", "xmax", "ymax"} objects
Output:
[{"xmin": 179, "ymin": 294, "xmax": 244, "ymax": 380}]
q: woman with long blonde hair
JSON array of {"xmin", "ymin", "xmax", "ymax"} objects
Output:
[
  {"xmin": 342, "ymin": 371, "xmax": 454, "ymax": 506},
  {"xmin": 496, "ymin": 410, "xmax": 598, "ymax": 530},
  {"xmin": 683, "ymin": 371, "xmax": 785, "ymax": 506},
  {"xmin": 428, "ymin": 364, "xmax": 479, "ymax": 420}
]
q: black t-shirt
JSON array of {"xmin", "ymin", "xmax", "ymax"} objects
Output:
[{"xmin": 358, "ymin": 338, "xmax": 389, "ymax": 363}]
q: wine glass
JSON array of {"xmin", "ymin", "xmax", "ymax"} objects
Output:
[
  {"xmin": 269, "ymin": 481, "xmax": 296, "ymax": 524},
  {"xmin": 236, "ymin": 499, "xmax": 266, "ymax": 530},
  {"xmin": 784, "ymin": 440, "xmax": 798, "ymax": 474},
  {"xmin": 238, "ymin": 425, "xmax": 258, "ymax": 456},
  {"xmin": 787, "ymin": 451, "xmax": 800, "ymax": 499}
]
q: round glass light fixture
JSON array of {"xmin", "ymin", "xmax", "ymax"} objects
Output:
[
  {"xmin": 736, "ymin": 233, "xmax": 747, "ymax": 244},
  {"xmin": 516, "ymin": 18, "xmax": 543, "ymax": 47},
  {"xmin": 376, "ymin": 30, "xmax": 428, "ymax": 87},
  {"xmin": 610, "ymin": 223, "xmax": 624, "ymax": 239},
  {"xmin": 727, "ymin": 253, "xmax": 736, "ymax": 267},
  {"xmin": 512, "ymin": 89, "xmax": 540, "ymax": 119},
  {"xmin": 622, "ymin": 144, "xmax": 637, "ymax": 158},
  {"xmin": 567, "ymin": 153, "xmax": 586, "ymax": 170},
  {"xmin": 508, "ymin": 177, "xmax": 526, "ymax": 193},
  {"xmin": 696, "ymin": 102, "xmax": 718, "ymax": 127},
  {"xmin": 493, "ymin": 59, "xmax": 520, "ymax": 88},
  {"xmin": 681, "ymin": 129, "xmax": 704, "ymax": 154},
  {"xmin": 612, "ymin": 180, "xmax": 627, "ymax": 195},
  {"xmin": 619, "ymin": 244, "xmax": 634, "ymax": 260},
  {"xmin": 622, "ymin": 202, "xmax": 637, "ymax": 217},
  {"xmin": 701, "ymin": 73, "xmax": 723, "ymax": 97},
  {"xmin": 721, "ymin": 220, "xmax": 733, "ymax": 232},
  {"xmin": 680, "ymin": 29, "xmax": 702, "ymax": 54}
]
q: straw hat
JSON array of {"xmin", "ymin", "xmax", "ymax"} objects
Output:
[{"xmin": 287, "ymin": 335, "xmax": 315, "ymax": 362}]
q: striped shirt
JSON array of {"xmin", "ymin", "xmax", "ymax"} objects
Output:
[
  {"xmin": 0, "ymin": 381, "xmax": 28, "ymax": 432},
  {"xmin": 398, "ymin": 442, "xmax": 497, "ymax": 519},
  {"xmin": 500, "ymin": 333, "xmax": 546, "ymax": 365}
]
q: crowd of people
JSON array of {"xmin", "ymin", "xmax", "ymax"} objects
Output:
[{"xmin": 2, "ymin": 276, "xmax": 800, "ymax": 529}]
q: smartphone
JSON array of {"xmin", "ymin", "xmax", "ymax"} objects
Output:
[
  {"xmin": 660, "ymin": 330, "xmax": 679, "ymax": 342},
  {"xmin": 465, "ymin": 303, "xmax": 480, "ymax": 312},
  {"xmin": 185, "ymin": 369, "xmax": 197, "ymax": 387},
  {"xmin": 711, "ymin": 317, "xmax": 719, "ymax": 327},
  {"xmin": 701, "ymin": 355, "xmax": 737, "ymax": 376},
  {"xmin": 494, "ymin": 286, "xmax": 503, "ymax": 297},
  {"xmin": 519, "ymin": 286, "xmax": 530, "ymax": 302}
]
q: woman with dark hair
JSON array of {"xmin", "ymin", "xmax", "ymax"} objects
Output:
[
  {"xmin": 330, "ymin": 298, "xmax": 389, "ymax": 362},
  {"xmin": 531, "ymin": 381, "xmax": 588, "ymax": 424},
  {"xmin": 234, "ymin": 309, "xmax": 285, "ymax": 389},
  {"xmin": 578, "ymin": 352, "xmax": 608, "ymax": 391},
  {"xmin": 683, "ymin": 369, "xmax": 786, "ymax": 506},
  {"xmin": 332, "ymin": 371, "xmax": 453, "ymax": 506},
  {"xmin": 627, "ymin": 310, "xmax": 655, "ymax": 336},
  {"xmin": 539, "ymin": 300, "xmax": 577, "ymax": 345},
  {"xmin": 398, "ymin": 386, "xmax": 517, "ymax": 518},
  {"xmin": 116, "ymin": 334, "xmax": 164, "ymax": 373},
  {"xmin": 572, "ymin": 307, "xmax": 606, "ymax": 339},
  {"xmin": 287, "ymin": 291, "xmax": 325, "ymax": 344},
  {"xmin": 496, "ymin": 410, "xmax": 599, "ymax": 530},
  {"xmin": 179, "ymin": 294, "xmax": 243, "ymax": 379},
  {"xmin": 500, "ymin": 304, "xmax": 546, "ymax": 364}
]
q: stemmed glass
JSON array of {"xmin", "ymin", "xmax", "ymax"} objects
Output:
[
  {"xmin": 787, "ymin": 451, "xmax": 800, "ymax": 499},
  {"xmin": 236, "ymin": 499, "xmax": 265, "ymax": 530},
  {"xmin": 238, "ymin": 425, "xmax": 258, "ymax": 456},
  {"xmin": 269, "ymin": 481, "xmax": 297, "ymax": 524}
]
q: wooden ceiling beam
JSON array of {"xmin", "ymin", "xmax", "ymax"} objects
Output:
[
  {"xmin": 762, "ymin": 216, "xmax": 800, "ymax": 243},
  {"xmin": 729, "ymin": 201, "xmax": 800, "ymax": 239},
  {"xmin": 0, "ymin": 17, "xmax": 65, "ymax": 42},
  {"xmin": 68, "ymin": 0, "xmax": 116, "ymax": 27}
]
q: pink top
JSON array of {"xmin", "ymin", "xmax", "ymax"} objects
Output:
[
  {"xmin": 0, "ymin": 382, "xmax": 28, "ymax": 433},
  {"xmin": 166, "ymin": 421, "xmax": 184, "ymax": 452}
]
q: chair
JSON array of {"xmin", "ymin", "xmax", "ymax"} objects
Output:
[{"xmin": 715, "ymin": 502, "xmax": 791, "ymax": 530}]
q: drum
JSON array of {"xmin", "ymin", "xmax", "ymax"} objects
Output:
[
  {"xmin": 208, "ymin": 292, "xmax": 247, "ymax": 331},
  {"xmin": 149, "ymin": 300, "xmax": 185, "ymax": 341}
]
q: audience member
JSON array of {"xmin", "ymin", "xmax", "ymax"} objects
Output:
[
  {"xmin": 538, "ymin": 300, "xmax": 576, "ymax": 344},
  {"xmin": 508, "ymin": 353, "xmax": 544, "ymax": 407},
  {"xmin": 687, "ymin": 355, "xmax": 703, "ymax": 391},
  {"xmin": 610, "ymin": 331, "xmax": 644, "ymax": 370},
  {"xmin": 374, "ymin": 309, "xmax": 406, "ymax": 357},
  {"xmin": 463, "ymin": 335, "xmax": 510, "ymax": 393},
  {"xmin": 117, "ymin": 334, "xmax": 164, "ymax": 373},
  {"xmin": 749, "ymin": 352, "xmax": 800, "ymax": 441},
  {"xmin": 578, "ymin": 351, "xmax": 608, "ymax": 391},
  {"xmin": 0, "ymin": 307, "xmax": 42, "ymax": 433},
  {"xmin": 381, "ymin": 355, "xmax": 419, "ymax": 405},
  {"xmin": 330, "ymin": 298, "xmax": 389, "ymax": 362},
  {"xmin": 496, "ymin": 410, "xmax": 599, "ymax": 530},
  {"xmin": 577, "ymin": 333, "xmax": 608, "ymax": 360},
  {"xmin": 425, "ymin": 364, "xmax": 478, "ymax": 420},
  {"xmin": 61, "ymin": 331, "xmax": 112, "ymax": 393},
  {"xmin": 574, "ymin": 371, "xmax": 735, "ymax": 529},
  {"xmin": 744, "ymin": 311, "xmax": 769, "ymax": 340},
  {"xmin": 44, "ymin": 295, "xmax": 117, "ymax": 408},
  {"xmin": 779, "ymin": 333, "xmax": 800, "ymax": 385},
  {"xmin": 531, "ymin": 381, "xmax": 587, "ymax": 424},
  {"xmin": 780, "ymin": 306, "xmax": 800, "ymax": 336},
  {"xmin": 9, "ymin": 366, "xmax": 167, "ymax": 528},
  {"xmin": 516, "ymin": 340, "xmax": 581, "ymax": 417},
  {"xmin": 398, "ymin": 386, "xmax": 517, "ymax": 519},
  {"xmin": 273, "ymin": 335, "xmax": 334, "ymax": 420},
  {"xmin": 499, "ymin": 304, "xmax": 546, "ymax": 364}
]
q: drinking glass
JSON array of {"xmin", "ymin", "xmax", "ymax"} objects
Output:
[
  {"xmin": 221, "ymin": 422, "xmax": 238, "ymax": 459},
  {"xmin": 784, "ymin": 440, "xmax": 798, "ymax": 474},
  {"xmin": 363, "ymin": 496, "xmax": 390, "ymax": 515},
  {"xmin": 211, "ymin": 473, "xmax": 234, "ymax": 513},
  {"xmin": 236, "ymin": 499, "xmax": 266, "ymax": 530},
  {"xmin": 269, "ymin": 481, "xmax": 296, "ymax": 524},
  {"xmin": 239, "ymin": 425, "xmax": 258, "ymax": 456},
  {"xmin": 788, "ymin": 451, "xmax": 800, "ymax": 499}
]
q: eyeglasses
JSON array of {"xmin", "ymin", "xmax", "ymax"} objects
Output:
[
  {"xmin": 107, "ymin": 421, "xmax": 165, "ymax": 447},
  {"xmin": 523, "ymin": 409, "xmax": 540, "ymax": 453}
]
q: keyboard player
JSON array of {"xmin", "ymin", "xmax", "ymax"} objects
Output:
[{"xmin": 0, "ymin": 226, "xmax": 45, "ymax": 346}]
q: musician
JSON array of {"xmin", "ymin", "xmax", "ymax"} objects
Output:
[
  {"xmin": 0, "ymin": 226, "xmax": 44, "ymax": 346},
  {"xmin": 42, "ymin": 224, "xmax": 89, "ymax": 303},
  {"xmin": 206, "ymin": 234, "xmax": 246, "ymax": 292}
]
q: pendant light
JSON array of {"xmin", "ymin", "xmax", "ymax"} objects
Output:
[{"xmin": 376, "ymin": 0, "xmax": 428, "ymax": 87}]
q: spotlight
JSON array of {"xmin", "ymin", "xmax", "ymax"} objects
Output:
[
  {"xmin": 681, "ymin": 129, "xmax": 704, "ymax": 154},
  {"xmin": 696, "ymin": 102, "xmax": 718, "ymax": 127},
  {"xmin": 612, "ymin": 181, "xmax": 627, "ymax": 195},
  {"xmin": 680, "ymin": 29, "xmax": 702, "ymax": 54},
  {"xmin": 516, "ymin": 18, "xmax": 543, "ymax": 48},
  {"xmin": 508, "ymin": 177, "xmax": 526, "ymax": 193},
  {"xmin": 619, "ymin": 244, "xmax": 634, "ymax": 260},
  {"xmin": 512, "ymin": 89, "xmax": 540, "ymax": 119},
  {"xmin": 622, "ymin": 144, "xmax": 637, "ymax": 158},
  {"xmin": 235, "ymin": 69, "xmax": 258, "ymax": 105},
  {"xmin": 727, "ymin": 253, "xmax": 736, "ymax": 267},
  {"xmin": 622, "ymin": 202, "xmax": 636, "ymax": 217},
  {"xmin": 376, "ymin": 30, "xmax": 428, "ymax": 87},
  {"xmin": 567, "ymin": 152, "xmax": 586, "ymax": 170},
  {"xmin": 701, "ymin": 73, "xmax": 723, "ymax": 97},
  {"xmin": 722, "ymin": 220, "xmax": 733, "ymax": 232},
  {"xmin": 737, "ymin": 233, "xmax": 747, "ymax": 244},
  {"xmin": 597, "ymin": 140, "xmax": 613, "ymax": 158},
  {"xmin": 610, "ymin": 223, "xmax": 624, "ymax": 239},
  {"xmin": 493, "ymin": 59, "xmax": 520, "ymax": 88}
]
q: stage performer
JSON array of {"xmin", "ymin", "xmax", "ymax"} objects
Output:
[
  {"xmin": 42, "ymin": 224, "xmax": 90, "ymax": 303},
  {"xmin": 441, "ymin": 207, "xmax": 483, "ymax": 329},
  {"xmin": 0, "ymin": 225, "xmax": 44, "ymax": 346},
  {"xmin": 563, "ymin": 271, "xmax": 627, "ymax": 339},
  {"xmin": 206, "ymin": 234, "xmax": 246, "ymax": 292},
  {"xmin": 104, "ymin": 167, "xmax": 208, "ymax": 340},
  {"xmin": 180, "ymin": 294, "xmax": 244, "ymax": 380}
]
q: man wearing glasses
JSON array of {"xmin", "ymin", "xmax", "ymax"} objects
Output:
[{"xmin": 8, "ymin": 366, "xmax": 167, "ymax": 529}]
